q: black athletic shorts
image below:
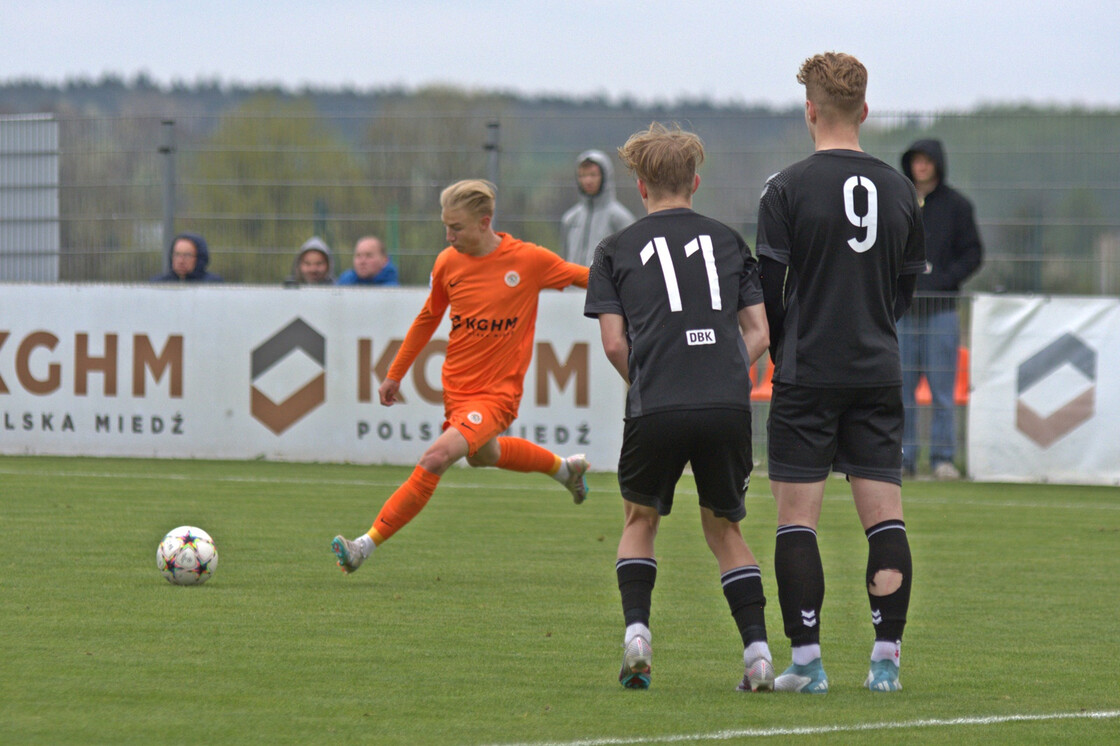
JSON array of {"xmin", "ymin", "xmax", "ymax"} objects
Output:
[
  {"xmin": 617, "ymin": 407, "xmax": 752, "ymax": 521},
  {"xmin": 767, "ymin": 383, "xmax": 903, "ymax": 485}
]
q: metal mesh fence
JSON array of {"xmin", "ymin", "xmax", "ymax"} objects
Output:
[{"xmin": 2, "ymin": 106, "xmax": 1118, "ymax": 289}]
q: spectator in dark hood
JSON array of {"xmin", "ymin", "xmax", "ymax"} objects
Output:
[
  {"xmin": 151, "ymin": 232, "xmax": 223, "ymax": 283},
  {"xmin": 561, "ymin": 149, "xmax": 635, "ymax": 267},
  {"xmin": 285, "ymin": 236, "xmax": 335, "ymax": 286},
  {"xmin": 899, "ymin": 138, "xmax": 983, "ymax": 480}
]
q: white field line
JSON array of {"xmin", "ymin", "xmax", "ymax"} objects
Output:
[
  {"xmin": 482, "ymin": 709, "xmax": 1120, "ymax": 746},
  {"xmin": 1, "ymin": 467, "xmax": 1118, "ymax": 511}
]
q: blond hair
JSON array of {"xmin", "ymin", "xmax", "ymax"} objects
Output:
[
  {"xmin": 797, "ymin": 52, "xmax": 867, "ymax": 124},
  {"xmin": 440, "ymin": 179, "xmax": 496, "ymax": 217},
  {"xmin": 617, "ymin": 122, "xmax": 704, "ymax": 198}
]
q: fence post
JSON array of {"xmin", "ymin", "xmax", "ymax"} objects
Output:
[
  {"xmin": 485, "ymin": 120, "xmax": 500, "ymax": 228},
  {"xmin": 159, "ymin": 120, "xmax": 176, "ymax": 274}
]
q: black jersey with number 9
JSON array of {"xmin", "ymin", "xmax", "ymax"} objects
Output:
[
  {"xmin": 584, "ymin": 207, "xmax": 764, "ymax": 418},
  {"xmin": 756, "ymin": 150, "xmax": 926, "ymax": 387}
]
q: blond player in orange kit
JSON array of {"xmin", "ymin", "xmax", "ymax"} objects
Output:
[{"xmin": 332, "ymin": 179, "xmax": 591, "ymax": 573}]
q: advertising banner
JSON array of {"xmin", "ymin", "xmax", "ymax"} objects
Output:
[
  {"xmin": 968, "ymin": 293, "xmax": 1120, "ymax": 484},
  {"xmin": 0, "ymin": 284, "xmax": 625, "ymax": 469}
]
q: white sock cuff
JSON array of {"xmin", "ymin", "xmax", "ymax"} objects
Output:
[
  {"xmin": 356, "ymin": 534, "xmax": 376, "ymax": 558},
  {"xmin": 870, "ymin": 640, "xmax": 900, "ymax": 663},
  {"xmin": 791, "ymin": 643, "xmax": 821, "ymax": 666},
  {"xmin": 624, "ymin": 623, "xmax": 650, "ymax": 646},
  {"xmin": 743, "ymin": 640, "xmax": 772, "ymax": 664}
]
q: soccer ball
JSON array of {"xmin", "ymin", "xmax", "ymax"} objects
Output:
[{"xmin": 157, "ymin": 526, "xmax": 218, "ymax": 585}]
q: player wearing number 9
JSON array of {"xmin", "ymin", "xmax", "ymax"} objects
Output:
[{"xmin": 754, "ymin": 52, "xmax": 927, "ymax": 694}]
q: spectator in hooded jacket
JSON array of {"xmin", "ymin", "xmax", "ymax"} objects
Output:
[
  {"xmin": 561, "ymin": 149, "xmax": 635, "ymax": 267},
  {"xmin": 899, "ymin": 139, "xmax": 983, "ymax": 480},
  {"xmin": 285, "ymin": 236, "xmax": 335, "ymax": 286},
  {"xmin": 151, "ymin": 232, "xmax": 223, "ymax": 283}
]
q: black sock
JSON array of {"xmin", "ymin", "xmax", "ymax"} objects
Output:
[
  {"xmin": 774, "ymin": 525, "xmax": 824, "ymax": 646},
  {"xmin": 721, "ymin": 565, "xmax": 767, "ymax": 647},
  {"xmin": 866, "ymin": 520, "xmax": 911, "ymax": 641},
  {"xmin": 616, "ymin": 557, "xmax": 657, "ymax": 628}
]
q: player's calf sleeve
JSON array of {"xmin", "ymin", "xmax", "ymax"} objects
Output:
[
  {"xmin": 369, "ymin": 465, "xmax": 441, "ymax": 544},
  {"xmin": 616, "ymin": 557, "xmax": 657, "ymax": 628},
  {"xmin": 865, "ymin": 520, "xmax": 912, "ymax": 641},
  {"xmin": 721, "ymin": 565, "xmax": 768, "ymax": 647},
  {"xmin": 495, "ymin": 436, "xmax": 561, "ymax": 474},
  {"xmin": 774, "ymin": 525, "xmax": 824, "ymax": 646}
]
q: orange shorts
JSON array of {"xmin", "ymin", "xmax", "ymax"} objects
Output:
[{"xmin": 443, "ymin": 399, "xmax": 516, "ymax": 456}]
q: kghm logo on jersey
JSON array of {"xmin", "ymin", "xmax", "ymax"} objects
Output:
[
  {"xmin": 505, "ymin": 271, "xmax": 520, "ymax": 287},
  {"xmin": 686, "ymin": 328, "xmax": 716, "ymax": 346},
  {"xmin": 449, "ymin": 314, "xmax": 520, "ymax": 333}
]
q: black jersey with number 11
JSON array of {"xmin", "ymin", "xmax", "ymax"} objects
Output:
[
  {"xmin": 757, "ymin": 149, "xmax": 926, "ymax": 387},
  {"xmin": 584, "ymin": 207, "xmax": 764, "ymax": 418}
]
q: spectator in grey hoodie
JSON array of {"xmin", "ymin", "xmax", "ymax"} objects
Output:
[
  {"xmin": 561, "ymin": 149, "xmax": 635, "ymax": 267},
  {"xmin": 285, "ymin": 236, "xmax": 335, "ymax": 286}
]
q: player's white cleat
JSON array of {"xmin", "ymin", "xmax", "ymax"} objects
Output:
[
  {"xmin": 619, "ymin": 634, "xmax": 652, "ymax": 689},
  {"xmin": 563, "ymin": 454, "xmax": 590, "ymax": 504},
  {"xmin": 737, "ymin": 655, "xmax": 775, "ymax": 692},
  {"xmin": 332, "ymin": 535, "xmax": 367, "ymax": 574},
  {"xmin": 932, "ymin": 461, "xmax": 961, "ymax": 480}
]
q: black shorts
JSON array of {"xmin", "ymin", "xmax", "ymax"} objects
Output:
[
  {"xmin": 767, "ymin": 383, "xmax": 903, "ymax": 485},
  {"xmin": 617, "ymin": 408, "xmax": 753, "ymax": 521}
]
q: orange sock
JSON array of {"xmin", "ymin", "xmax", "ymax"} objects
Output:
[
  {"xmin": 368, "ymin": 465, "xmax": 441, "ymax": 544},
  {"xmin": 495, "ymin": 436, "xmax": 562, "ymax": 474}
]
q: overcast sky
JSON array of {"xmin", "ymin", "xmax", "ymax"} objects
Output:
[{"xmin": 2, "ymin": 0, "xmax": 1118, "ymax": 111}]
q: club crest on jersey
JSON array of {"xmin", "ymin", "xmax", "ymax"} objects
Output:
[
  {"xmin": 468, "ymin": 411, "xmax": 483, "ymax": 425},
  {"xmin": 504, "ymin": 271, "xmax": 520, "ymax": 287},
  {"xmin": 686, "ymin": 329, "xmax": 716, "ymax": 346}
]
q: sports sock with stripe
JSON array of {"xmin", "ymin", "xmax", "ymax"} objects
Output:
[
  {"xmin": 774, "ymin": 524, "xmax": 824, "ymax": 647},
  {"xmin": 865, "ymin": 519, "xmax": 911, "ymax": 642},
  {"xmin": 721, "ymin": 565, "xmax": 768, "ymax": 648},
  {"xmin": 616, "ymin": 557, "xmax": 657, "ymax": 629}
]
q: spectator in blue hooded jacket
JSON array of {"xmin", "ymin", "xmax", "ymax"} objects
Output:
[{"xmin": 151, "ymin": 232, "xmax": 223, "ymax": 283}]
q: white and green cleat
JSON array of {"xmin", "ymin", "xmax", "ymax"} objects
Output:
[
  {"xmin": 774, "ymin": 659, "xmax": 829, "ymax": 693},
  {"xmin": 619, "ymin": 635, "xmax": 652, "ymax": 689},
  {"xmin": 865, "ymin": 659, "xmax": 902, "ymax": 692},
  {"xmin": 332, "ymin": 535, "xmax": 367, "ymax": 574}
]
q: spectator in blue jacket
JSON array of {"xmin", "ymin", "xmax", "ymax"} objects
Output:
[{"xmin": 338, "ymin": 236, "xmax": 399, "ymax": 286}]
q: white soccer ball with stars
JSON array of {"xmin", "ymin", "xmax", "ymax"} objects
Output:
[{"xmin": 157, "ymin": 526, "xmax": 218, "ymax": 585}]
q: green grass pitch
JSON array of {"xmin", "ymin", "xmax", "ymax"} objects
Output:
[{"xmin": 2, "ymin": 455, "xmax": 1118, "ymax": 745}]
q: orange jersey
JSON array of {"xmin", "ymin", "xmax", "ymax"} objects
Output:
[{"xmin": 387, "ymin": 233, "xmax": 589, "ymax": 411}]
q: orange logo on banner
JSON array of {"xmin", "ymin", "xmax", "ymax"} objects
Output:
[{"xmin": 250, "ymin": 319, "xmax": 326, "ymax": 435}]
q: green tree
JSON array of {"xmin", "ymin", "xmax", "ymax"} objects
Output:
[{"xmin": 182, "ymin": 95, "xmax": 370, "ymax": 282}]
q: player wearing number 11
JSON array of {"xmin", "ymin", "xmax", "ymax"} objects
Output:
[
  {"xmin": 585, "ymin": 122, "xmax": 775, "ymax": 692},
  {"xmin": 755, "ymin": 52, "xmax": 926, "ymax": 693}
]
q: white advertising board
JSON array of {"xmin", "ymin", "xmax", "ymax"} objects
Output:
[
  {"xmin": 968, "ymin": 293, "xmax": 1120, "ymax": 485},
  {"xmin": 0, "ymin": 284, "xmax": 625, "ymax": 469}
]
